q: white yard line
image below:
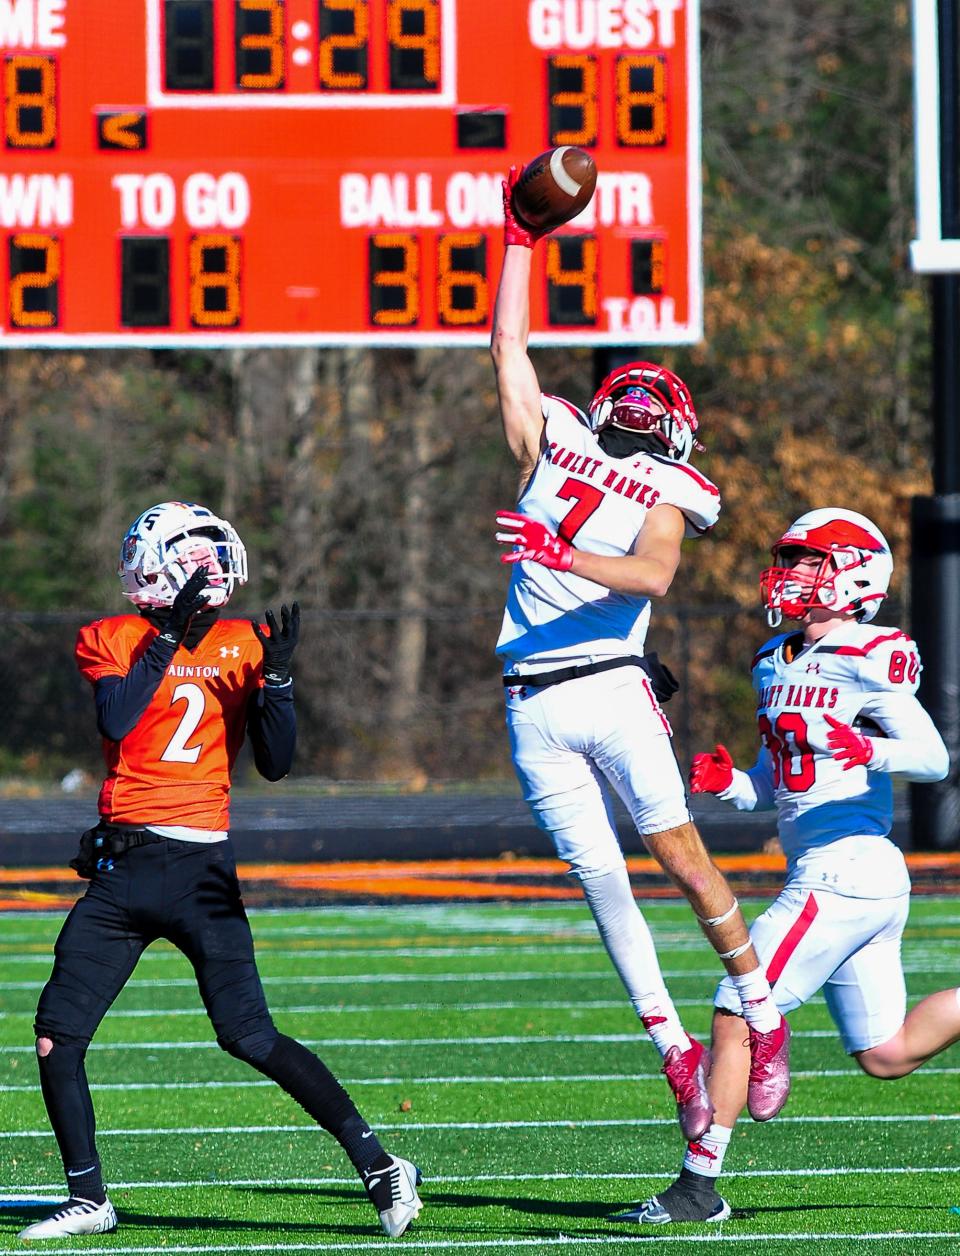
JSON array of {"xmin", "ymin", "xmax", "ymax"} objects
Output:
[
  {"xmin": 6, "ymin": 1065, "xmax": 954, "ymax": 1094},
  {"xmin": 0, "ymin": 956, "xmax": 947, "ymax": 978},
  {"xmin": 5, "ymin": 1164, "xmax": 960, "ymax": 1194},
  {"xmin": 0, "ymin": 1232, "xmax": 957, "ymax": 1253},
  {"xmin": 0, "ymin": 999, "xmax": 726, "ymax": 1019},
  {"xmin": 3, "ymin": 1113, "xmax": 960, "ymax": 1139},
  {"xmin": 0, "ymin": 1029, "xmax": 854, "ymax": 1053}
]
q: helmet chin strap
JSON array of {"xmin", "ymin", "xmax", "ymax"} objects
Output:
[
  {"xmin": 140, "ymin": 605, "xmax": 221, "ymax": 649},
  {"xmin": 596, "ymin": 425, "xmax": 667, "ymax": 459}
]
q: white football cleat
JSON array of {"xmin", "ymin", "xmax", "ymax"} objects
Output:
[
  {"xmin": 363, "ymin": 1155, "xmax": 423, "ymax": 1237},
  {"xmin": 19, "ymin": 1196, "xmax": 118, "ymax": 1240}
]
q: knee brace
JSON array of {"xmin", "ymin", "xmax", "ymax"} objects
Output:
[{"xmin": 220, "ymin": 1021, "xmax": 280, "ymax": 1067}]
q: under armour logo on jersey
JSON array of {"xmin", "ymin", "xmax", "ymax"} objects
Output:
[
  {"xmin": 219, "ymin": 645, "xmax": 240, "ymax": 658},
  {"xmin": 805, "ymin": 661, "xmax": 821, "ymax": 673}
]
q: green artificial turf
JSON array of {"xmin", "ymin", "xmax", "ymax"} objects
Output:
[{"xmin": 1, "ymin": 899, "xmax": 960, "ymax": 1254}]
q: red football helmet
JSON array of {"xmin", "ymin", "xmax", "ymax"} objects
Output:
[
  {"xmin": 760, "ymin": 508, "xmax": 893, "ymax": 627},
  {"xmin": 588, "ymin": 361, "xmax": 703, "ymax": 462}
]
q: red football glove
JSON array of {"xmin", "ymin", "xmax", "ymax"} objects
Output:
[
  {"xmin": 496, "ymin": 511, "xmax": 573, "ymax": 571},
  {"xmin": 824, "ymin": 713, "xmax": 873, "ymax": 770},
  {"xmin": 689, "ymin": 744, "xmax": 735, "ymax": 794},
  {"xmin": 502, "ymin": 166, "xmax": 544, "ymax": 249}
]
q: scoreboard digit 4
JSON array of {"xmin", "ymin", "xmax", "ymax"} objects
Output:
[{"xmin": 0, "ymin": 0, "xmax": 701, "ymax": 345}]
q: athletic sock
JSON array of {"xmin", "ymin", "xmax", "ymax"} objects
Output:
[
  {"xmin": 683, "ymin": 1124, "xmax": 732, "ymax": 1180},
  {"xmin": 577, "ymin": 867, "xmax": 689, "ymax": 1056},
  {"xmin": 338, "ymin": 1116, "xmax": 386, "ymax": 1174},
  {"xmin": 258, "ymin": 1035, "xmax": 385, "ymax": 1172},
  {"xmin": 640, "ymin": 1002, "xmax": 690, "ymax": 1057},
  {"xmin": 731, "ymin": 968, "xmax": 781, "ymax": 1033},
  {"xmin": 65, "ymin": 1161, "xmax": 106, "ymax": 1206}
]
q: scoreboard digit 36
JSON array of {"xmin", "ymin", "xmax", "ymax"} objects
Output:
[{"xmin": 0, "ymin": 0, "xmax": 701, "ymax": 346}]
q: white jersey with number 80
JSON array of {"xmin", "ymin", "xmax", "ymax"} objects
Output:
[{"xmin": 723, "ymin": 621, "xmax": 948, "ymax": 897}]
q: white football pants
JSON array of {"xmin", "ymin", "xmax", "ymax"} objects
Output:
[
  {"xmin": 505, "ymin": 665, "xmax": 691, "ymax": 879},
  {"xmin": 714, "ymin": 882, "xmax": 910, "ymax": 1053}
]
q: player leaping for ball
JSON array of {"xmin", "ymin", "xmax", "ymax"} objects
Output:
[
  {"xmin": 623, "ymin": 508, "xmax": 954, "ymax": 1226},
  {"xmin": 489, "ymin": 160, "xmax": 791, "ymax": 1145}
]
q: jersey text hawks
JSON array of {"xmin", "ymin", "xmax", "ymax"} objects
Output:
[{"xmin": 496, "ymin": 395, "xmax": 720, "ymax": 667}]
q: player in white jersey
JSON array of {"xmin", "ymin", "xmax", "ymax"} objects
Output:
[
  {"xmin": 489, "ymin": 164, "xmax": 790, "ymax": 1143},
  {"xmin": 629, "ymin": 508, "xmax": 954, "ymax": 1226}
]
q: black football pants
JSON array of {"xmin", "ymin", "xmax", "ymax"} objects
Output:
[
  {"xmin": 36, "ymin": 837, "xmax": 274, "ymax": 1047},
  {"xmin": 36, "ymin": 837, "xmax": 274, "ymax": 1048},
  {"xmin": 33, "ymin": 837, "xmax": 372, "ymax": 1179}
]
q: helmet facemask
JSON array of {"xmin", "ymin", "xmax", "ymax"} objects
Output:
[
  {"xmin": 589, "ymin": 362, "xmax": 703, "ymax": 463},
  {"xmin": 118, "ymin": 503, "xmax": 248, "ymax": 609}
]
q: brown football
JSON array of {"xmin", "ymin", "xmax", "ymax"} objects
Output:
[{"xmin": 511, "ymin": 146, "xmax": 597, "ymax": 232}]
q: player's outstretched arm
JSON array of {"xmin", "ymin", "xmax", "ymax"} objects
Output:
[{"xmin": 490, "ymin": 168, "xmax": 546, "ymax": 487}]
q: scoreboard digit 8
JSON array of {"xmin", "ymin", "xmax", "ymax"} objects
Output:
[{"xmin": 0, "ymin": 0, "xmax": 701, "ymax": 345}]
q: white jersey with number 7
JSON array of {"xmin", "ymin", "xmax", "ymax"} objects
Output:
[{"xmin": 496, "ymin": 394, "xmax": 721, "ymax": 667}]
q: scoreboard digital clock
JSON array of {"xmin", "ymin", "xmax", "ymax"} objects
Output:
[{"xmin": 0, "ymin": 0, "xmax": 701, "ymax": 346}]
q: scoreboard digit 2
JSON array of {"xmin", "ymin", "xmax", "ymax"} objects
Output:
[{"xmin": 0, "ymin": 0, "xmax": 701, "ymax": 345}]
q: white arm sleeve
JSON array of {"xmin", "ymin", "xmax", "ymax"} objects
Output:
[
  {"xmin": 858, "ymin": 690, "xmax": 950, "ymax": 782},
  {"xmin": 718, "ymin": 748, "xmax": 778, "ymax": 812}
]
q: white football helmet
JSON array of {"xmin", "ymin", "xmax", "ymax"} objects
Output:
[
  {"xmin": 760, "ymin": 507, "xmax": 892, "ymax": 627},
  {"xmin": 118, "ymin": 501, "xmax": 247, "ymax": 609},
  {"xmin": 588, "ymin": 361, "xmax": 703, "ymax": 462}
]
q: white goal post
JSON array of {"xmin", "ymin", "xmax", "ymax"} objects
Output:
[{"xmin": 911, "ymin": 0, "xmax": 960, "ymax": 270}]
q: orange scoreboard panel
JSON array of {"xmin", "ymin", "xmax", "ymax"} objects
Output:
[{"xmin": 0, "ymin": 0, "xmax": 701, "ymax": 346}]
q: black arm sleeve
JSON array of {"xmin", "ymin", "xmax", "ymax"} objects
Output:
[
  {"xmin": 94, "ymin": 635, "xmax": 179, "ymax": 741},
  {"xmin": 247, "ymin": 682, "xmax": 296, "ymax": 781}
]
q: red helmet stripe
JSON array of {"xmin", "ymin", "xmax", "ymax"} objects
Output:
[{"xmin": 778, "ymin": 520, "xmax": 884, "ymax": 552}]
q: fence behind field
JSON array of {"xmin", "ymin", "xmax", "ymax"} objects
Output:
[{"xmin": 0, "ymin": 600, "xmax": 904, "ymax": 783}]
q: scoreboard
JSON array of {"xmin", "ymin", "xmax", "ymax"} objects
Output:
[{"xmin": 0, "ymin": 0, "xmax": 702, "ymax": 346}]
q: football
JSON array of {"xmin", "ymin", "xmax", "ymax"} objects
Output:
[{"xmin": 511, "ymin": 146, "xmax": 597, "ymax": 233}]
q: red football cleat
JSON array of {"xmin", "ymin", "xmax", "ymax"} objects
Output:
[
  {"xmin": 747, "ymin": 1014, "xmax": 791, "ymax": 1121},
  {"xmin": 661, "ymin": 1037, "xmax": 714, "ymax": 1141}
]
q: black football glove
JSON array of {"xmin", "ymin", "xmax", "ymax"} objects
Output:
[
  {"xmin": 157, "ymin": 568, "xmax": 211, "ymax": 648},
  {"xmin": 252, "ymin": 602, "xmax": 300, "ymax": 686}
]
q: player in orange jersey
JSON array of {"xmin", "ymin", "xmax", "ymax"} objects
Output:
[{"xmin": 20, "ymin": 502, "xmax": 422, "ymax": 1243}]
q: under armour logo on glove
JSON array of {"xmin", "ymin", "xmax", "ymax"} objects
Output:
[
  {"xmin": 495, "ymin": 511, "xmax": 574, "ymax": 571},
  {"xmin": 824, "ymin": 713, "xmax": 873, "ymax": 770}
]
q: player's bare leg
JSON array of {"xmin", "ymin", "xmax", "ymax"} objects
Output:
[
  {"xmin": 642, "ymin": 821, "xmax": 757, "ymax": 973},
  {"xmin": 855, "ymin": 988, "xmax": 960, "ymax": 1079},
  {"xmin": 642, "ymin": 820, "xmax": 790, "ymax": 1121}
]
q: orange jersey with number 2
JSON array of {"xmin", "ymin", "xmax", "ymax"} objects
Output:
[{"xmin": 76, "ymin": 615, "xmax": 264, "ymax": 831}]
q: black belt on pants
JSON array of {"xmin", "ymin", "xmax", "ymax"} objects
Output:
[{"xmin": 502, "ymin": 653, "xmax": 679, "ymax": 702}]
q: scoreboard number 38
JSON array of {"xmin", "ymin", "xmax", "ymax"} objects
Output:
[{"xmin": 0, "ymin": 0, "xmax": 702, "ymax": 346}]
